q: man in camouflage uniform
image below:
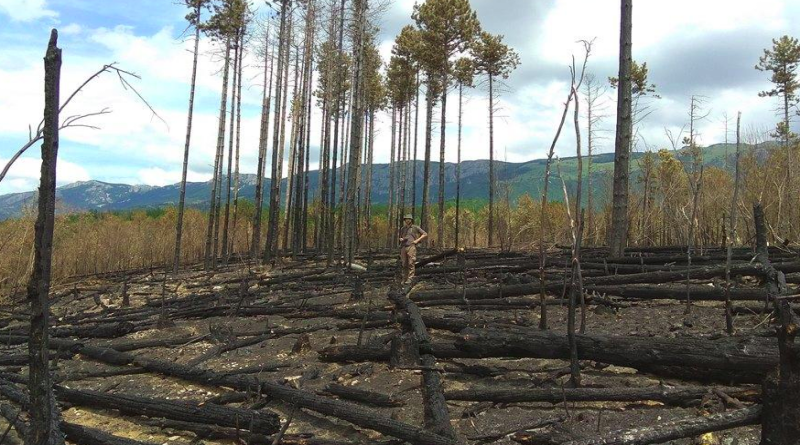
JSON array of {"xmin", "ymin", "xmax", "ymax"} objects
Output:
[{"xmin": 399, "ymin": 214, "xmax": 427, "ymax": 284}]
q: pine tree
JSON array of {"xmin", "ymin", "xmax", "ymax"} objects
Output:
[
  {"xmin": 394, "ymin": 24, "xmax": 436, "ymax": 244},
  {"xmin": 453, "ymin": 57, "xmax": 474, "ymax": 247},
  {"xmin": 229, "ymin": 23, "xmax": 246, "ymax": 259},
  {"xmin": 201, "ymin": 0, "xmax": 248, "ymax": 269},
  {"xmin": 265, "ymin": 0, "xmax": 292, "ymax": 263},
  {"xmin": 413, "ymin": 0, "xmax": 479, "ymax": 248},
  {"xmin": 361, "ymin": 37, "xmax": 386, "ymax": 249},
  {"xmin": 344, "ymin": 0, "xmax": 369, "ymax": 264},
  {"xmin": 756, "ymin": 35, "xmax": 800, "ymax": 230},
  {"xmin": 252, "ymin": 16, "xmax": 275, "ymax": 259},
  {"xmin": 313, "ymin": 2, "xmax": 351, "ymax": 263},
  {"xmin": 472, "ymin": 31, "xmax": 519, "ymax": 247},
  {"xmin": 174, "ymin": 0, "xmax": 211, "ymax": 273},
  {"xmin": 390, "ymin": 25, "xmax": 422, "ymax": 241},
  {"xmin": 756, "ymin": 35, "xmax": 800, "ymax": 147}
]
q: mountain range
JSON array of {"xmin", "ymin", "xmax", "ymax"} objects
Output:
[{"xmin": 0, "ymin": 142, "xmax": 772, "ymax": 220}]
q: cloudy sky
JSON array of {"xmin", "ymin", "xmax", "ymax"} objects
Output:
[{"xmin": 0, "ymin": 0, "xmax": 798, "ymax": 195}]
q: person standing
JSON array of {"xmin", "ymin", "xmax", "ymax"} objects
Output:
[{"xmin": 399, "ymin": 214, "xmax": 428, "ymax": 284}]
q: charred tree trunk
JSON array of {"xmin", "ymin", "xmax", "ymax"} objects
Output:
[
  {"xmin": 455, "ymin": 82, "xmax": 463, "ymax": 247},
  {"xmin": 221, "ymin": 31, "xmax": 241, "ymax": 263},
  {"xmin": 608, "ymin": 0, "xmax": 633, "ymax": 257},
  {"xmin": 488, "ymin": 73, "xmax": 495, "ymax": 247},
  {"xmin": 230, "ymin": 26, "xmax": 245, "ymax": 258},
  {"xmin": 363, "ymin": 110, "xmax": 375, "ymax": 247},
  {"xmin": 412, "ymin": 72, "xmax": 420, "ymax": 220},
  {"xmin": 421, "ymin": 77, "xmax": 435, "ymax": 246},
  {"xmin": 173, "ymin": 3, "xmax": 202, "ymax": 274},
  {"xmin": 514, "ymin": 406, "xmax": 761, "ymax": 445},
  {"xmin": 344, "ymin": 0, "xmax": 366, "ymax": 265},
  {"xmin": 206, "ymin": 38, "xmax": 231, "ymax": 269},
  {"xmin": 437, "ymin": 72, "xmax": 448, "ymax": 248},
  {"xmin": 387, "ymin": 107, "xmax": 397, "ymax": 248},
  {"xmin": 252, "ymin": 23, "xmax": 274, "ymax": 258},
  {"xmin": 265, "ymin": 1, "xmax": 291, "ymax": 263},
  {"xmin": 388, "ymin": 288, "xmax": 461, "ymax": 442},
  {"xmin": 27, "ymin": 28, "xmax": 65, "ymax": 445},
  {"xmin": 283, "ymin": 47, "xmax": 302, "ymax": 255}
]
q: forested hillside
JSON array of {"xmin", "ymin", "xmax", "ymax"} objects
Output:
[{"xmin": 0, "ymin": 142, "xmax": 772, "ymax": 219}]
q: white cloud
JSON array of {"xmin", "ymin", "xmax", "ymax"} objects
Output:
[
  {"xmin": 137, "ymin": 167, "xmax": 211, "ymax": 186},
  {"xmin": 60, "ymin": 23, "xmax": 82, "ymax": 35},
  {"xmin": 540, "ymin": 0, "xmax": 786, "ymax": 62},
  {"xmin": 0, "ymin": 155, "xmax": 90, "ymax": 194},
  {"xmin": 0, "ymin": 0, "xmax": 57, "ymax": 22}
]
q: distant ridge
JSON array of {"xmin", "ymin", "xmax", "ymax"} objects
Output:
[{"xmin": 0, "ymin": 142, "xmax": 776, "ymax": 220}]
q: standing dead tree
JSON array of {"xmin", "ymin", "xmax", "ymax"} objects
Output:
[
  {"xmin": 723, "ymin": 112, "xmax": 743, "ymax": 334},
  {"xmin": 582, "ymin": 73, "xmax": 608, "ymax": 246},
  {"xmin": 0, "ymin": 61, "xmax": 159, "ymax": 186},
  {"xmin": 555, "ymin": 41, "xmax": 591, "ymax": 386},
  {"xmin": 0, "ymin": 34, "xmax": 159, "ymax": 444},
  {"xmin": 665, "ymin": 95, "xmax": 709, "ymax": 314},
  {"xmin": 536, "ymin": 57, "xmax": 582, "ymax": 330},
  {"xmin": 27, "ymin": 29, "xmax": 66, "ymax": 445}
]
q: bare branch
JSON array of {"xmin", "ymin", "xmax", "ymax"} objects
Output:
[{"xmin": 1, "ymin": 64, "xmax": 162, "ymax": 185}]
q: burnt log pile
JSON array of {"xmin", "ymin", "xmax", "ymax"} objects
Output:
[{"xmin": 0, "ymin": 244, "xmax": 798, "ymax": 445}]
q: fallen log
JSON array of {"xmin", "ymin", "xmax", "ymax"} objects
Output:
[
  {"xmin": 60, "ymin": 422, "xmax": 162, "ymax": 445},
  {"xmin": 416, "ymin": 248, "xmax": 459, "ymax": 268},
  {"xmin": 11, "ymin": 337, "xmax": 461, "ymax": 445},
  {"xmin": 416, "ymin": 297, "xmax": 567, "ymax": 309},
  {"xmin": 0, "ymin": 381, "xmax": 160, "ymax": 445},
  {"xmin": 411, "ymin": 282, "xmax": 556, "ymax": 302},
  {"xmin": 511, "ymin": 405, "xmax": 761, "ymax": 445},
  {"xmin": 106, "ymin": 334, "xmax": 199, "ymax": 352},
  {"xmin": 322, "ymin": 329, "xmax": 777, "ymax": 382},
  {"xmin": 187, "ymin": 323, "xmax": 337, "ymax": 367},
  {"xmin": 585, "ymin": 285, "xmax": 767, "ymax": 301},
  {"xmin": 586, "ymin": 261, "xmax": 800, "ymax": 285},
  {"xmin": 387, "ymin": 287, "xmax": 461, "ymax": 442},
  {"xmin": 319, "ymin": 342, "xmax": 482, "ymax": 363},
  {"xmin": 601, "ymin": 252, "xmax": 761, "ymax": 265},
  {"xmin": 0, "ymin": 350, "xmax": 73, "ymax": 366},
  {"xmin": 323, "ymin": 384, "xmax": 404, "ymax": 407},
  {"xmin": 135, "ymin": 417, "xmax": 366, "ymax": 444},
  {"xmin": 0, "ymin": 402, "xmax": 25, "ymax": 445},
  {"xmin": 53, "ymin": 385, "xmax": 280, "ymax": 435},
  {"xmin": 54, "ymin": 367, "xmax": 149, "ymax": 382},
  {"xmin": 411, "ymin": 261, "xmax": 800, "ymax": 302},
  {"xmin": 444, "ymin": 385, "xmax": 759, "ymax": 406},
  {"xmin": 457, "ymin": 328, "xmax": 778, "ymax": 383},
  {"xmin": 0, "ymin": 321, "xmax": 135, "ymax": 339}
]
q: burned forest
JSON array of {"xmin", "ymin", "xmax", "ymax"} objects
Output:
[{"xmin": 1, "ymin": 0, "xmax": 800, "ymax": 445}]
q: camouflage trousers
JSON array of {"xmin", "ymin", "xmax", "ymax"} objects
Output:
[{"xmin": 400, "ymin": 244, "xmax": 417, "ymax": 283}]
